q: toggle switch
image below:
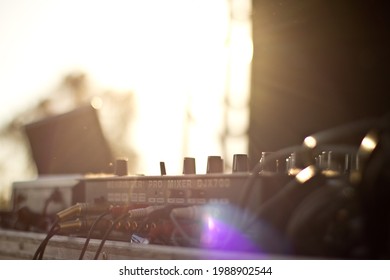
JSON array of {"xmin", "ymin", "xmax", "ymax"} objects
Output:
[{"xmin": 160, "ymin": 162, "xmax": 166, "ymax": 175}]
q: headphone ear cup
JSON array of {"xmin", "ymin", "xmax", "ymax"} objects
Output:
[
  {"xmin": 286, "ymin": 181, "xmax": 359, "ymax": 258},
  {"xmin": 358, "ymin": 129, "xmax": 390, "ymax": 258}
]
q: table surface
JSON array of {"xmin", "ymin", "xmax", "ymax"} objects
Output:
[{"xmin": 0, "ymin": 229, "xmax": 278, "ymax": 260}]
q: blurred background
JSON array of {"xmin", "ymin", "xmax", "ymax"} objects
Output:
[
  {"xmin": 0, "ymin": 0, "xmax": 252, "ymax": 208},
  {"xmin": 1, "ymin": 0, "xmax": 389, "ymax": 210}
]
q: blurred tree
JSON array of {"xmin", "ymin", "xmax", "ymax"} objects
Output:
[{"xmin": 0, "ymin": 71, "xmax": 138, "ymax": 209}]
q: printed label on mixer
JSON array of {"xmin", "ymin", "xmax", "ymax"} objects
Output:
[
  {"xmin": 196, "ymin": 178, "xmax": 230, "ymax": 188},
  {"xmin": 107, "ymin": 180, "xmax": 145, "ymax": 189},
  {"xmin": 166, "ymin": 179, "xmax": 192, "ymax": 189}
]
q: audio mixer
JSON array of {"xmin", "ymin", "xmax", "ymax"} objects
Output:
[
  {"xmin": 3, "ymin": 114, "xmax": 390, "ymax": 260},
  {"xmin": 74, "ymin": 171, "xmax": 288, "ymax": 212}
]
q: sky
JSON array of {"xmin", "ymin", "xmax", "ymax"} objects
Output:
[
  {"xmin": 0, "ymin": 0, "xmax": 236, "ymax": 123},
  {"xmin": 0, "ymin": 0, "xmax": 252, "ymax": 200}
]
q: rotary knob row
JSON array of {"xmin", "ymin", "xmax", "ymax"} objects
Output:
[
  {"xmin": 114, "ymin": 154, "xmax": 250, "ymax": 176},
  {"xmin": 184, "ymin": 154, "xmax": 250, "ymax": 174}
]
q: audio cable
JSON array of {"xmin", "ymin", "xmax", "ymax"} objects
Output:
[
  {"xmin": 237, "ymin": 117, "xmax": 381, "ymax": 229},
  {"xmin": 78, "ymin": 204, "xmax": 147, "ymax": 259},
  {"xmin": 78, "ymin": 211, "xmax": 111, "ymax": 260},
  {"xmin": 33, "ymin": 216, "xmax": 95, "ymax": 259},
  {"xmin": 33, "ymin": 202, "xmax": 113, "ymax": 260},
  {"xmin": 238, "ymin": 145, "xmax": 304, "ymax": 210},
  {"xmin": 93, "ymin": 213, "xmax": 128, "ymax": 260},
  {"xmin": 93, "ymin": 205, "xmax": 166, "ymax": 260},
  {"xmin": 56, "ymin": 202, "xmax": 112, "ymax": 222},
  {"xmin": 33, "ymin": 219, "xmax": 60, "ymax": 260},
  {"xmin": 169, "ymin": 206, "xmax": 205, "ymax": 247},
  {"xmin": 34, "ymin": 202, "xmax": 157, "ymax": 260}
]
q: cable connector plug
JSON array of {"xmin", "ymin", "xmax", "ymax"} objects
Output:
[
  {"xmin": 127, "ymin": 205, "xmax": 166, "ymax": 219},
  {"xmin": 56, "ymin": 202, "xmax": 112, "ymax": 221}
]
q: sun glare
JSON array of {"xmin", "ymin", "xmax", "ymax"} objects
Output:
[{"xmin": 0, "ymin": 0, "xmax": 252, "ymax": 201}]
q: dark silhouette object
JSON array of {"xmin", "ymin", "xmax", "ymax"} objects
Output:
[{"xmin": 24, "ymin": 105, "xmax": 114, "ymax": 175}]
